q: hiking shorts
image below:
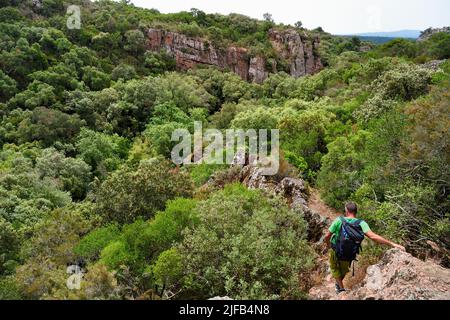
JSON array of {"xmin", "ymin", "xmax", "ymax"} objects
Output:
[{"xmin": 329, "ymin": 248, "xmax": 350, "ymax": 279}]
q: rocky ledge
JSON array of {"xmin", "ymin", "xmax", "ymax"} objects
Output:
[
  {"xmin": 310, "ymin": 249, "xmax": 450, "ymax": 300},
  {"xmin": 205, "ymin": 163, "xmax": 329, "ymax": 242},
  {"xmin": 147, "ymin": 28, "xmax": 322, "ymax": 83}
]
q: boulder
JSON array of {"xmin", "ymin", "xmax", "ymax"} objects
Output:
[{"xmin": 339, "ymin": 249, "xmax": 450, "ymax": 300}]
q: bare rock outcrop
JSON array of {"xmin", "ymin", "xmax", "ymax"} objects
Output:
[
  {"xmin": 206, "ymin": 163, "xmax": 329, "ymax": 242},
  {"xmin": 418, "ymin": 27, "xmax": 450, "ymax": 41},
  {"xmin": 421, "ymin": 59, "xmax": 447, "ymax": 71},
  {"xmin": 268, "ymin": 29, "xmax": 322, "ymax": 77},
  {"xmin": 340, "ymin": 249, "xmax": 450, "ymax": 300},
  {"xmin": 310, "ymin": 249, "xmax": 450, "ymax": 300},
  {"xmin": 147, "ymin": 28, "xmax": 322, "ymax": 83}
]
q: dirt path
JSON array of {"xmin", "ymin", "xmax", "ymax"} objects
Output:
[
  {"xmin": 307, "ymin": 189, "xmax": 339, "ymax": 220},
  {"xmin": 307, "ymin": 189, "xmax": 367, "ymax": 299},
  {"xmin": 307, "ymin": 189, "xmax": 340, "ymax": 299}
]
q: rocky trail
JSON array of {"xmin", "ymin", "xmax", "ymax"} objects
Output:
[
  {"xmin": 306, "ymin": 189, "xmax": 345, "ymax": 300},
  {"xmin": 306, "ymin": 189, "xmax": 450, "ymax": 300},
  {"xmin": 207, "ymin": 164, "xmax": 450, "ymax": 300},
  {"xmin": 306, "ymin": 189, "xmax": 374, "ymax": 299}
]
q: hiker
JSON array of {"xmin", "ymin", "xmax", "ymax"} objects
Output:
[{"xmin": 324, "ymin": 202, "xmax": 406, "ymax": 294}]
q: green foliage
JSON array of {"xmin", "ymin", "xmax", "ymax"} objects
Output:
[
  {"xmin": 99, "ymin": 240, "xmax": 129, "ymax": 270},
  {"xmin": 82, "ymin": 66, "xmax": 111, "ymax": 91},
  {"xmin": 151, "ymin": 248, "xmax": 183, "ymax": 290},
  {"xmin": 15, "ymin": 208, "xmax": 90, "ymax": 299},
  {"xmin": 143, "ymin": 121, "xmax": 188, "ymax": 158},
  {"xmin": 424, "ymin": 32, "xmax": 450, "ymax": 59},
  {"xmin": 95, "ymin": 159, "xmax": 194, "ymax": 224},
  {"xmin": 317, "ymin": 131, "xmax": 368, "ymax": 208},
  {"xmin": 0, "ymin": 144, "xmax": 72, "ymax": 228},
  {"xmin": 75, "ymin": 128, "xmax": 129, "ymax": 176},
  {"xmin": 74, "ymin": 224, "xmax": 121, "ymax": 261},
  {"xmin": 0, "ymin": 276, "xmax": 22, "ymax": 300},
  {"xmin": 230, "ymin": 106, "xmax": 278, "ymax": 130},
  {"xmin": 111, "ymin": 64, "xmax": 137, "ymax": 81},
  {"xmin": 0, "ymin": 70, "xmax": 17, "ymax": 102},
  {"xmin": 188, "ymin": 162, "xmax": 228, "ymax": 187},
  {"xmin": 1, "ymin": 0, "xmax": 449, "ymax": 299},
  {"xmin": 0, "ymin": 7, "xmax": 22, "ymax": 23},
  {"xmin": 0, "ymin": 218, "xmax": 21, "ymax": 275},
  {"xmin": 97, "ymin": 197, "xmax": 198, "ymax": 291},
  {"xmin": 36, "ymin": 148, "xmax": 92, "ymax": 199},
  {"xmin": 283, "ymin": 150, "xmax": 308, "ymax": 172},
  {"xmin": 13, "ymin": 107, "xmax": 85, "ymax": 147},
  {"xmin": 374, "ymin": 39, "xmax": 418, "ymax": 58},
  {"xmin": 373, "ymin": 63, "xmax": 432, "ymax": 101},
  {"xmin": 8, "ymin": 81, "xmax": 57, "ymax": 110},
  {"xmin": 178, "ymin": 184, "xmax": 315, "ymax": 299},
  {"xmin": 124, "ymin": 29, "xmax": 146, "ymax": 56},
  {"xmin": 354, "ymin": 63, "xmax": 432, "ymax": 123},
  {"xmin": 279, "ymin": 109, "xmax": 335, "ymax": 171},
  {"xmin": 144, "ymin": 50, "xmax": 176, "ymax": 75}
]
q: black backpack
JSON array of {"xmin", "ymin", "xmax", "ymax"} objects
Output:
[{"xmin": 332, "ymin": 217, "xmax": 365, "ymax": 262}]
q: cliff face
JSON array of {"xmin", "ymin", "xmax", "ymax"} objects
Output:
[
  {"xmin": 147, "ymin": 28, "xmax": 322, "ymax": 83},
  {"xmin": 418, "ymin": 26, "xmax": 450, "ymax": 41}
]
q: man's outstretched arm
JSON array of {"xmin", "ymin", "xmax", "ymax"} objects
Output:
[{"xmin": 365, "ymin": 231, "xmax": 406, "ymax": 251}]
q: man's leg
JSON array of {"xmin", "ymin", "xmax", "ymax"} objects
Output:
[
  {"xmin": 329, "ymin": 249, "xmax": 345, "ymax": 291},
  {"xmin": 336, "ymin": 277, "xmax": 345, "ymax": 290},
  {"xmin": 337, "ymin": 260, "xmax": 350, "ymax": 290}
]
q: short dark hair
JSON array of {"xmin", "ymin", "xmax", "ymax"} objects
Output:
[{"xmin": 345, "ymin": 202, "xmax": 358, "ymax": 214}]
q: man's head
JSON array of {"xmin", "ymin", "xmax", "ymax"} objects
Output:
[{"xmin": 345, "ymin": 202, "xmax": 357, "ymax": 216}]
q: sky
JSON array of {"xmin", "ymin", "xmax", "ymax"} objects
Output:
[{"xmin": 130, "ymin": 0, "xmax": 450, "ymax": 34}]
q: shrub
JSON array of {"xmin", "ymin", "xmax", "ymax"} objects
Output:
[
  {"xmin": 177, "ymin": 184, "xmax": 315, "ymax": 299},
  {"xmin": 111, "ymin": 64, "xmax": 137, "ymax": 81},
  {"xmin": 374, "ymin": 63, "xmax": 432, "ymax": 101},
  {"xmin": 95, "ymin": 159, "xmax": 194, "ymax": 224},
  {"xmin": 74, "ymin": 225, "xmax": 121, "ymax": 261}
]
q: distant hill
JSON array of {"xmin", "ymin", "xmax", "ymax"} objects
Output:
[
  {"xmin": 336, "ymin": 30, "xmax": 422, "ymax": 44},
  {"xmin": 351, "ymin": 30, "xmax": 421, "ymax": 39},
  {"xmin": 354, "ymin": 36, "xmax": 399, "ymax": 44}
]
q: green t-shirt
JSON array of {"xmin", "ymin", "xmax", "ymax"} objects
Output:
[{"xmin": 329, "ymin": 217, "xmax": 371, "ymax": 245}]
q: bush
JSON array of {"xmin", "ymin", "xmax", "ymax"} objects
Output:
[
  {"xmin": 76, "ymin": 128, "xmax": 129, "ymax": 177},
  {"xmin": 82, "ymin": 66, "xmax": 111, "ymax": 91},
  {"xmin": 317, "ymin": 131, "xmax": 368, "ymax": 208},
  {"xmin": 230, "ymin": 106, "xmax": 278, "ymax": 130},
  {"xmin": 374, "ymin": 63, "xmax": 432, "ymax": 101},
  {"xmin": 151, "ymin": 248, "xmax": 183, "ymax": 293},
  {"xmin": 0, "ymin": 276, "xmax": 22, "ymax": 300},
  {"xmin": 177, "ymin": 184, "xmax": 315, "ymax": 299},
  {"xmin": 111, "ymin": 64, "xmax": 137, "ymax": 81},
  {"xmin": 74, "ymin": 225, "xmax": 121, "ymax": 261},
  {"xmin": 95, "ymin": 159, "xmax": 194, "ymax": 224},
  {"xmin": 0, "ymin": 218, "xmax": 21, "ymax": 276},
  {"xmin": 143, "ymin": 122, "xmax": 188, "ymax": 158},
  {"xmin": 279, "ymin": 109, "xmax": 335, "ymax": 171},
  {"xmin": 100, "ymin": 240, "xmax": 129, "ymax": 270}
]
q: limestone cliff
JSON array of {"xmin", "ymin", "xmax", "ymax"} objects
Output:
[{"xmin": 147, "ymin": 28, "xmax": 322, "ymax": 83}]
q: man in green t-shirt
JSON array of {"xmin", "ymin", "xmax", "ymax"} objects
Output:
[{"xmin": 324, "ymin": 202, "xmax": 405, "ymax": 294}]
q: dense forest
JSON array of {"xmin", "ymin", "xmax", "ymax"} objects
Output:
[{"xmin": 0, "ymin": 0, "xmax": 449, "ymax": 300}]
